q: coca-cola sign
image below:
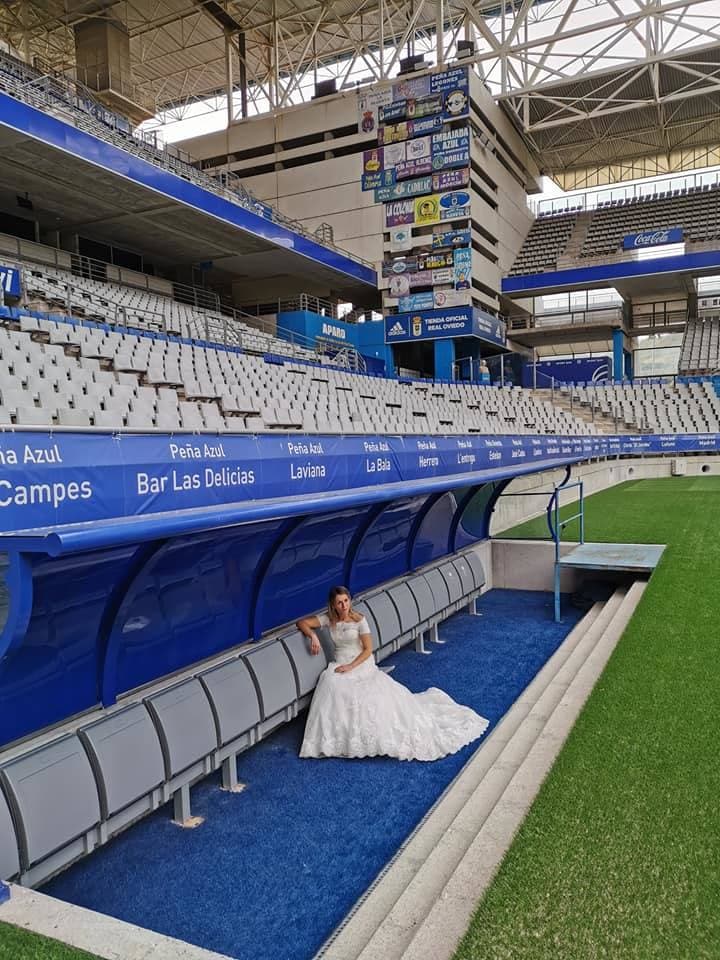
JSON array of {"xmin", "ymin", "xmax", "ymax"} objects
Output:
[{"xmin": 623, "ymin": 227, "xmax": 683, "ymax": 250}]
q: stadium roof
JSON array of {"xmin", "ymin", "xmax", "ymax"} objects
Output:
[{"xmin": 2, "ymin": 0, "xmax": 720, "ymax": 186}]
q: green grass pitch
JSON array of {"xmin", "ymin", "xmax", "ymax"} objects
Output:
[{"xmin": 455, "ymin": 476, "xmax": 720, "ymax": 960}]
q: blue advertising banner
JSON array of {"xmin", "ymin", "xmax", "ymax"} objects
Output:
[
  {"xmin": 409, "ymin": 115, "xmax": 444, "ymax": 137},
  {"xmin": 379, "ymin": 101, "xmax": 408, "ymax": 123},
  {"xmin": 438, "ymin": 190, "xmax": 471, "ymax": 218},
  {"xmin": 521, "ymin": 357, "xmax": 611, "ymax": 387},
  {"xmin": 1, "ymin": 428, "xmax": 720, "ymax": 534},
  {"xmin": 472, "ymin": 308, "xmax": 507, "ymax": 347},
  {"xmin": 453, "ymin": 247, "xmax": 472, "ymax": 289},
  {"xmin": 431, "ymin": 129, "xmax": 470, "ymax": 166},
  {"xmin": 432, "ymin": 229, "xmax": 471, "ymax": 249},
  {"xmin": 432, "ymin": 148, "xmax": 470, "ymax": 171},
  {"xmin": 430, "ymin": 66, "xmax": 469, "ymax": 94},
  {"xmin": 398, "ymin": 292, "xmax": 435, "ymax": 312},
  {"xmin": 398, "ymin": 290, "xmax": 470, "ymax": 311},
  {"xmin": 385, "ymin": 306, "xmax": 474, "ymax": 342},
  {"xmin": 432, "ymin": 168, "xmax": 469, "ymax": 192},
  {"xmin": 385, "ymin": 306, "xmax": 506, "ymax": 344},
  {"xmin": 0, "ymin": 265, "xmax": 21, "ymax": 298},
  {"xmin": 623, "ymin": 227, "xmax": 683, "ymax": 250},
  {"xmin": 430, "ymin": 66, "xmax": 469, "ymax": 121}
]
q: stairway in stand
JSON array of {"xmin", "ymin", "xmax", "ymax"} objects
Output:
[
  {"xmin": 556, "ymin": 210, "xmax": 594, "ymax": 267},
  {"xmin": 529, "ymin": 388, "xmax": 637, "ymax": 435}
]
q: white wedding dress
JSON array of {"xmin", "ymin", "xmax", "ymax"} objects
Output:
[{"xmin": 300, "ymin": 614, "xmax": 489, "ymax": 761}]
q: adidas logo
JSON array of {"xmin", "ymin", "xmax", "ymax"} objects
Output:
[{"xmin": 388, "ymin": 321, "xmax": 405, "ymax": 336}]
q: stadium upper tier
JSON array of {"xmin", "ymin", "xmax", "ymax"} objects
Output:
[
  {"xmin": 1, "ymin": 313, "xmax": 597, "ymax": 435},
  {"xmin": 0, "ymin": 49, "xmax": 369, "ymax": 275},
  {"xmin": 509, "ymin": 183, "xmax": 720, "ymax": 276},
  {"xmin": 0, "ymin": 52, "xmax": 375, "ymax": 301}
]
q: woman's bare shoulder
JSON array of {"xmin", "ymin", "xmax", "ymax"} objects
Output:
[{"xmin": 350, "ymin": 610, "xmax": 365, "ymax": 623}]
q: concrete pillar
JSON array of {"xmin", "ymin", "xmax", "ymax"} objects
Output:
[
  {"xmin": 624, "ymin": 346, "xmax": 633, "ymax": 380},
  {"xmin": 612, "ymin": 328, "xmax": 624, "ymax": 382}
]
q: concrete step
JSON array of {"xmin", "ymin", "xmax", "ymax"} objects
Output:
[
  {"xmin": 399, "ymin": 581, "xmax": 646, "ymax": 960},
  {"xmin": 360, "ymin": 591, "xmax": 626, "ymax": 960},
  {"xmin": 318, "ymin": 593, "xmax": 623, "ymax": 960}
]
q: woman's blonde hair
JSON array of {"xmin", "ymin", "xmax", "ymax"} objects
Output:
[{"xmin": 327, "ymin": 585, "xmax": 363, "ymax": 625}]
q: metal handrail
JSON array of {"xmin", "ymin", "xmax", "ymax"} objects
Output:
[
  {"xmin": 508, "ymin": 307, "xmax": 623, "ymax": 332},
  {"xmin": 242, "ymin": 294, "xmax": 342, "ymax": 320},
  {"xmin": 187, "ymin": 309, "xmax": 366, "ymax": 369},
  {"xmin": 548, "ymin": 468, "xmax": 584, "ymax": 622}
]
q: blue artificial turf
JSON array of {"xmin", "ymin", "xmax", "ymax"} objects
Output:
[{"xmin": 42, "ymin": 590, "xmax": 582, "ymax": 960}]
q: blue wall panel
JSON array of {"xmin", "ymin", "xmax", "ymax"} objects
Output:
[
  {"xmin": 455, "ymin": 484, "xmax": 498, "ymax": 547},
  {"xmin": 254, "ymin": 509, "xmax": 364, "ymax": 634},
  {"xmin": 502, "ymin": 247, "xmax": 720, "ymax": 295},
  {"xmin": 350, "ymin": 497, "xmax": 427, "ymax": 594},
  {"xmin": 412, "ymin": 492, "xmax": 458, "ymax": 568},
  {"xmin": 0, "ymin": 547, "xmax": 137, "ymax": 745},
  {"xmin": 110, "ymin": 522, "xmax": 283, "ymax": 697}
]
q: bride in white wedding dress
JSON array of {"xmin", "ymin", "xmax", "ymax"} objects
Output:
[{"xmin": 297, "ymin": 585, "xmax": 489, "ymax": 761}]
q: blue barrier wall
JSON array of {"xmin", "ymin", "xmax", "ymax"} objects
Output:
[
  {"xmin": 521, "ymin": 357, "xmax": 611, "ymax": 387},
  {"xmin": 0, "ymin": 430, "xmax": 718, "ymax": 536},
  {"xmin": 502, "ymin": 246, "xmax": 720, "ymax": 295}
]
